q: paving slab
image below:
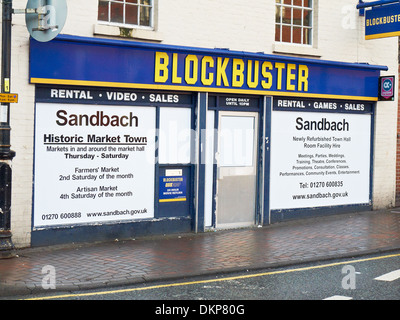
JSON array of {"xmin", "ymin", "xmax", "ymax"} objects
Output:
[{"xmin": 1, "ymin": 209, "xmax": 400, "ymax": 298}]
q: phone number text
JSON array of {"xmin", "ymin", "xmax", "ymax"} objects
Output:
[{"xmin": 299, "ymin": 181, "xmax": 344, "ymax": 189}]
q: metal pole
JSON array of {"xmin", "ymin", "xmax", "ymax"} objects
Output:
[
  {"xmin": 0, "ymin": 0, "xmax": 16, "ymax": 259},
  {"xmin": 357, "ymin": 0, "xmax": 400, "ymax": 9}
]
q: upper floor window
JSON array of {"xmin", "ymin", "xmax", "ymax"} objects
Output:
[
  {"xmin": 98, "ymin": 0, "xmax": 153, "ymax": 28},
  {"xmin": 275, "ymin": 0, "xmax": 313, "ymax": 45}
]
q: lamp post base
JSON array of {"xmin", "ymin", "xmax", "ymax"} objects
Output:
[{"xmin": 0, "ymin": 230, "xmax": 15, "ymax": 259}]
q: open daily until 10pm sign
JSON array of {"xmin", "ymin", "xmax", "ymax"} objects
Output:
[{"xmin": 365, "ymin": 3, "xmax": 400, "ymax": 39}]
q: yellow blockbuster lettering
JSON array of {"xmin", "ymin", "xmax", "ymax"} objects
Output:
[
  {"xmin": 247, "ymin": 60, "xmax": 259, "ymax": 89},
  {"xmin": 172, "ymin": 53, "xmax": 182, "ymax": 84},
  {"xmin": 261, "ymin": 61, "xmax": 273, "ymax": 89},
  {"xmin": 232, "ymin": 59, "xmax": 245, "ymax": 87},
  {"xmin": 286, "ymin": 64, "xmax": 296, "ymax": 91},
  {"xmin": 154, "ymin": 52, "xmax": 169, "ymax": 83},
  {"xmin": 201, "ymin": 56, "xmax": 214, "ymax": 86},
  {"xmin": 298, "ymin": 65, "xmax": 309, "ymax": 91},
  {"xmin": 217, "ymin": 57, "xmax": 230, "ymax": 87},
  {"xmin": 275, "ymin": 62, "xmax": 286, "ymax": 90},
  {"xmin": 185, "ymin": 55, "xmax": 198, "ymax": 85},
  {"xmin": 153, "ymin": 51, "xmax": 310, "ymax": 93}
]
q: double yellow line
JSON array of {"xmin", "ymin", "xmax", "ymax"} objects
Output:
[{"xmin": 25, "ymin": 252, "xmax": 400, "ymax": 300}]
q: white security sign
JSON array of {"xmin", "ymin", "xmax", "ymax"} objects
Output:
[
  {"xmin": 270, "ymin": 111, "xmax": 371, "ymax": 210},
  {"xmin": 33, "ymin": 103, "xmax": 155, "ymax": 227}
]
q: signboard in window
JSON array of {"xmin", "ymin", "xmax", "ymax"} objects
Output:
[
  {"xmin": 270, "ymin": 98, "xmax": 372, "ymax": 210},
  {"xmin": 159, "ymin": 176, "xmax": 187, "ymax": 203},
  {"xmin": 33, "ymin": 103, "xmax": 156, "ymax": 227}
]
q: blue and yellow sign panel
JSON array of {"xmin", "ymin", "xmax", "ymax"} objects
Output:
[
  {"xmin": 159, "ymin": 176, "xmax": 187, "ymax": 203},
  {"xmin": 29, "ymin": 35, "xmax": 386, "ymax": 101},
  {"xmin": 365, "ymin": 3, "xmax": 400, "ymax": 39}
]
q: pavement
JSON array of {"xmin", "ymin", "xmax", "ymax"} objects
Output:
[{"xmin": 1, "ymin": 208, "xmax": 400, "ymax": 298}]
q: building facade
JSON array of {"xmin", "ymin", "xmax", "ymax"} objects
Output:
[
  {"xmin": 396, "ymin": 40, "xmax": 400, "ymax": 205},
  {"xmin": 2, "ymin": 0, "xmax": 398, "ymax": 247}
]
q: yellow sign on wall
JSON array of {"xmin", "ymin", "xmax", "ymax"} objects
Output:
[{"xmin": 0, "ymin": 93, "xmax": 18, "ymax": 103}]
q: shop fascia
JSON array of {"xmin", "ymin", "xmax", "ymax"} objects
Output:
[{"xmin": 29, "ymin": 35, "xmax": 387, "ymax": 100}]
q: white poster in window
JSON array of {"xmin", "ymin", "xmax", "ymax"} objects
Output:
[
  {"xmin": 159, "ymin": 107, "xmax": 192, "ymax": 164},
  {"xmin": 33, "ymin": 103, "xmax": 155, "ymax": 227},
  {"xmin": 270, "ymin": 111, "xmax": 371, "ymax": 210}
]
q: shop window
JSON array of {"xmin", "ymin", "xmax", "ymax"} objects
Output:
[
  {"xmin": 98, "ymin": 0, "xmax": 153, "ymax": 28},
  {"xmin": 159, "ymin": 108, "xmax": 192, "ymax": 164},
  {"xmin": 275, "ymin": 0, "xmax": 313, "ymax": 45}
]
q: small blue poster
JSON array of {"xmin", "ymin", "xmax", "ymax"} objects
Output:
[{"xmin": 159, "ymin": 176, "xmax": 187, "ymax": 202}]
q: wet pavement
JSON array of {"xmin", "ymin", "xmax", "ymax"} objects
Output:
[{"xmin": 1, "ymin": 208, "xmax": 400, "ymax": 298}]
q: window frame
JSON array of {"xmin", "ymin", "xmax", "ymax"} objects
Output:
[
  {"xmin": 275, "ymin": 0, "xmax": 313, "ymax": 46},
  {"xmin": 98, "ymin": 0, "xmax": 154, "ymax": 30}
]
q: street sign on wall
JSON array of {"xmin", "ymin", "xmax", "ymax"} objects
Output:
[
  {"xmin": 378, "ymin": 76, "xmax": 395, "ymax": 101},
  {"xmin": 0, "ymin": 93, "xmax": 18, "ymax": 103}
]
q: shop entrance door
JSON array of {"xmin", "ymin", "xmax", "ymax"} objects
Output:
[{"xmin": 216, "ymin": 112, "xmax": 259, "ymax": 229}]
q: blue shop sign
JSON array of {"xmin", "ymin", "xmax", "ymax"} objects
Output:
[
  {"xmin": 365, "ymin": 3, "xmax": 400, "ymax": 39},
  {"xmin": 29, "ymin": 35, "xmax": 387, "ymax": 101}
]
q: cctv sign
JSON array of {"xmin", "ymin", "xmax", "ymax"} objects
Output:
[{"xmin": 379, "ymin": 76, "xmax": 395, "ymax": 101}]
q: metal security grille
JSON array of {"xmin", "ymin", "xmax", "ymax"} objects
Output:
[
  {"xmin": 275, "ymin": 0, "xmax": 313, "ymax": 45},
  {"xmin": 98, "ymin": 0, "xmax": 153, "ymax": 28}
]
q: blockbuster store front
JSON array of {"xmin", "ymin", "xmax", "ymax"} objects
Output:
[{"xmin": 29, "ymin": 35, "xmax": 386, "ymax": 246}]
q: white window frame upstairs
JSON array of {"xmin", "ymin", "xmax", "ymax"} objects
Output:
[
  {"xmin": 98, "ymin": 0, "xmax": 154, "ymax": 30},
  {"xmin": 275, "ymin": 0, "xmax": 314, "ymax": 46}
]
